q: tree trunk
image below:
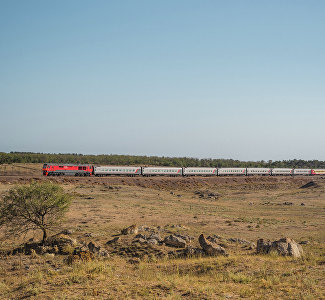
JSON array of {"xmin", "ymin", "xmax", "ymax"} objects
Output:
[{"xmin": 42, "ymin": 229, "xmax": 47, "ymax": 245}]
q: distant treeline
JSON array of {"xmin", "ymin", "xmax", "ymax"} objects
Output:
[{"xmin": 0, "ymin": 152, "xmax": 325, "ymax": 168}]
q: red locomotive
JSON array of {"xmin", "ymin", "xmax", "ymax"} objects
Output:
[{"xmin": 42, "ymin": 164, "xmax": 93, "ymax": 176}]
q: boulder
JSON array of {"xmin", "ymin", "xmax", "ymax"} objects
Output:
[
  {"xmin": 147, "ymin": 239, "xmax": 158, "ymax": 245},
  {"xmin": 256, "ymin": 238, "xmax": 303, "ymax": 258},
  {"xmin": 45, "ymin": 233, "xmax": 77, "ymax": 254},
  {"xmin": 148, "ymin": 232, "xmax": 162, "ymax": 242},
  {"xmin": 173, "ymin": 233, "xmax": 193, "ymax": 243},
  {"xmin": 88, "ymin": 241, "xmax": 101, "ymax": 253},
  {"xmin": 46, "ymin": 233, "xmax": 77, "ymax": 247},
  {"xmin": 121, "ymin": 225, "xmax": 138, "ymax": 235},
  {"xmin": 256, "ymin": 239, "xmax": 272, "ymax": 254},
  {"xmin": 164, "ymin": 235, "xmax": 187, "ymax": 248},
  {"xmin": 198, "ymin": 234, "xmax": 227, "ymax": 256}
]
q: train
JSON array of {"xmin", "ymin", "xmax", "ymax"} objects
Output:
[{"xmin": 42, "ymin": 164, "xmax": 325, "ymax": 177}]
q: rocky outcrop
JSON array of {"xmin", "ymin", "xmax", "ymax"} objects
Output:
[
  {"xmin": 256, "ymin": 238, "xmax": 303, "ymax": 258},
  {"xmin": 87, "ymin": 241, "xmax": 109, "ymax": 257},
  {"xmin": 198, "ymin": 234, "xmax": 227, "ymax": 256},
  {"xmin": 121, "ymin": 225, "xmax": 138, "ymax": 235},
  {"xmin": 164, "ymin": 235, "xmax": 187, "ymax": 248}
]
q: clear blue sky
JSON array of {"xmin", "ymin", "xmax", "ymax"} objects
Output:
[{"xmin": 1, "ymin": 1, "xmax": 324, "ymax": 161}]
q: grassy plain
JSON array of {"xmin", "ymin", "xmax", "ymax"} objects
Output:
[{"xmin": 0, "ymin": 170, "xmax": 324, "ymax": 299}]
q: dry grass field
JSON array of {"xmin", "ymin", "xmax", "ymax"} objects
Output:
[{"xmin": 0, "ymin": 168, "xmax": 324, "ymax": 299}]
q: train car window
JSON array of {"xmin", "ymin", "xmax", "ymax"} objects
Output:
[{"xmin": 78, "ymin": 167, "xmax": 82, "ymax": 170}]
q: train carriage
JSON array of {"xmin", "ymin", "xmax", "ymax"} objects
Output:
[
  {"xmin": 293, "ymin": 169, "xmax": 312, "ymax": 176},
  {"xmin": 218, "ymin": 168, "xmax": 246, "ymax": 176},
  {"xmin": 94, "ymin": 166, "xmax": 141, "ymax": 176},
  {"xmin": 142, "ymin": 167, "xmax": 182, "ymax": 176},
  {"xmin": 271, "ymin": 168, "xmax": 293, "ymax": 176},
  {"xmin": 247, "ymin": 168, "xmax": 271, "ymax": 176},
  {"xmin": 183, "ymin": 167, "xmax": 217, "ymax": 176}
]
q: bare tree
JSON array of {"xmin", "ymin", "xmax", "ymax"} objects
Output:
[{"xmin": 0, "ymin": 181, "xmax": 71, "ymax": 244}]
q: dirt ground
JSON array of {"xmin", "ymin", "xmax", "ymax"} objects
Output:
[{"xmin": 0, "ymin": 171, "xmax": 324, "ymax": 299}]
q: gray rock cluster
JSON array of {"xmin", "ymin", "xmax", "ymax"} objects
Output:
[
  {"xmin": 256, "ymin": 237, "xmax": 303, "ymax": 258},
  {"xmin": 194, "ymin": 190, "xmax": 219, "ymax": 199},
  {"xmin": 133, "ymin": 232, "xmax": 163, "ymax": 245}
]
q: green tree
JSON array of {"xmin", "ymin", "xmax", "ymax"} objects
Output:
[{"xmin": 0, "ymin": 182, "xmax": 71, "ymax": 244}]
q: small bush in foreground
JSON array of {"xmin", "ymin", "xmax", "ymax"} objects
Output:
[{"xmin": 0, "ymin": 182, "xmax": 71, "ymax": 244}]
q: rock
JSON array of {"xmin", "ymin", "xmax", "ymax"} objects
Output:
[
  {"xmin": 88, "ymin": 241, "xmax": 101, "ymax": 253},
  {"xmin": 84, "ymin": 233, "xmax": 93, "ymax": 237},
  {"xmin": 46, "ymin": 234, "xmax": 77, "ymax": 254},
  {"xmin": 256, "ymin": 239, "xmax": 272, "ymax": 254},
  {"xmin": 182, "ymin": 246, "xmax": 205, "ymax": 257},
  {"xmin": 106, "ymin": 237, "xmax": 120, "ymax": 245},
  {"xmin": 98, "ymin": 250, "xmax": 110, "ymax": 257},
  {"xmin": 227, "ymin": 238, "xmax": 251, "ymax": 245},
  {"xmin": 174, "ymin": 233, "xmax": 193, "ymax": 243},
  {"xmin": 43, "ymin": 253, "xmax": 55, "ymax": 259},
  {"xmin": 135, "ymin": 234, "xmax": 147, "ymax": 240},
  {"xmin": 138, "ymin": 226, "xmax": 151, "ymax": 232},
  {"xmin": 256, "ymin": 238, "xmax": 303, "ymax": 258},
  {"xmin": 121, "ymin": 225, "xmax": 138, "ymax": 235},
  {"xmin": 198, "ymin": 234, "xmax": 227, "ymax": 256},
  {"xmin": 61, "ymin": 229, "xmax": 74, "ymax": 235},
  {"xmin": 301, "ymin": 203, "xmax": 305, "ymax": 206},
  {"xmin": 170, "ymin": 224, "xmax": 189, "ymax": 230},
  {"xmin": 164, "ymin": 235, "xmax": 187, "ymax": 248},
  {"xmin": 147, "ymin": 239, "xmax": 158, "ymax": 245},
  {"xmin": 283, "ymin": 202, "xmax": 293, "ymax": 206},
  {"xmin": 206, "ymin": 236, "xmax": 228, "ymax": 248},
  {"xmin": 148, "ymin": 232, "xmax": 162, "ymax": 242},
  {"xmin": 132, "ymin": 238, "xmax": 147, "ymax": 244}
]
